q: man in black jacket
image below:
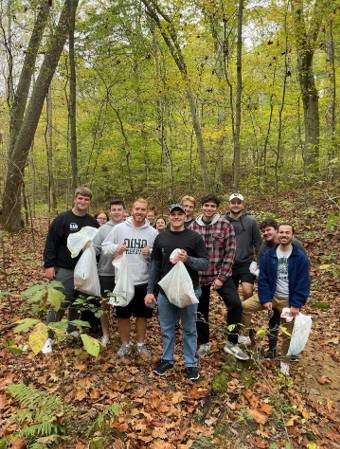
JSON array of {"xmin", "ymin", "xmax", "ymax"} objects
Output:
[{"xmin": 42, "ymin": 186, "xmax": 99, "ymax": 353}]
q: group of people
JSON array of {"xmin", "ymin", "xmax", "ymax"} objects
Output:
[{"xmin": 42, "ymin": 187, "xmax": 310, "ymax": 380}]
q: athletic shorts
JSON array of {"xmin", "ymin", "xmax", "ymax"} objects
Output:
[
  {"xmin": 232, "ymin": 272, "xmax": 256, "ymax": 288},
  {"xmin": 99, "ymin": 275, "xmax": 115, "ymax": 297},
  {"xmin": 116, "ymin": 285, "xmax": 152, "ymax": 319}
]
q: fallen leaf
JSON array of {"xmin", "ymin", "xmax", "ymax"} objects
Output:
[
  {"xmin": 316, "ymin": 376, "xmax": 332, "ymax": 385},
  {"xmin": 247, "ymin": 408, "xmax": 268, "ymax": 424},
  {"xmin": 259, "ymin": 403, "xmax": 273, "ymax": 415},
  {"xmin": 286, "ymin": 415, "xmax": 299, "ymax": 426}
]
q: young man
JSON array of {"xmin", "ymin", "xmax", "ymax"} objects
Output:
[
  {"xmin": 225, "ymin": 193, "xmax": 262, "ymax": 300},
  {"xmin": 102, "ymin": 199, "xmax": 158, "ymax": 359},
  {"xmin": 181, "ymin": 195, "xmax": 196, "ymax": 228},
  {"xmin": 258, "ymin": 218, "xmax": 307, "ymax": 264},
  {"xmin": 42, "ymin": 187, "xmax": 99, "ymax": 354},
  {"xmin": 189, "ymin": 194, "xmax": 249, "ymax": 360},
  {"xmin": 92, "ymin": 200, "xmax": 125, "ymax": 345},
  {"xmin": 145, "ymin": 203, "xmax": 210, "ymax": 380},
  {"xmin": 147, "ymin": 207, "xmax": 156, "ymax": 228},
  {"xmin": 241, "ymin": 223, "xmax": 310, "ymax": 375}
]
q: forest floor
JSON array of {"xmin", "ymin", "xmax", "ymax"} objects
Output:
[{"xmin": 1, "ymin": 190, "xmax": 340, "ymax": 449}]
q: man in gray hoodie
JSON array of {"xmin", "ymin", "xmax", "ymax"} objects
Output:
[
  {"xmin": 102, "ymin": 199, "xmax": 158, "ymax": 359},
  {"xmin": 225, "ymin": 193, "xmax": 262, "ymax": 300},
  {"xmin": 92, "ymin": 199, "xmax": 125, "ymax": 345}
]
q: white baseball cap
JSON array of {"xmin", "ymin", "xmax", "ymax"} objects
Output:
[{"xmin": 229, "ymin": 193, "xmax": 244, "ymax": 202}]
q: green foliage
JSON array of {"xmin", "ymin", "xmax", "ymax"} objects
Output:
[
  {"xmin": 14, "ymin": 318, "xmax": 40, "ymax": 333},
  {"xmin": 81, "ymin": 334, "xmax": 101, "ymax": 357},
  {"xmin": 20, "ymin": 281, "xmax": 65, "ymax": 312},
  {"xmin": 86, "ymin": 402, "xmax": 121, "ymax": 437},
  {"xmin": 3, "ymin": 339, "xmax": 23, "ymax": 355}
]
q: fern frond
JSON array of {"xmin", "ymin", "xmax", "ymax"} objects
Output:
[{"xmin": 87, "ymin": 402, "xmax": 122, "ymax": 437}]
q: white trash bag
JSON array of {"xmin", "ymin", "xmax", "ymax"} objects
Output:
[
  {"xmin": 287, "ymin": 313, "xmax": 312, "ymax": 356},
  {"xmin": 67, "ymin": 226, "xmax": 99, "ymax": 259},
  {"xmin": 158, "ymin": 248, "xmax": 198, "ymax": 308},
  {"xmin": 67, "ymin": 226, "xmax": 100, "ymax": 297},
  {"xmin": 249, "ymin": 261, "xmax": 259, "ymax": 277},
  {"xmin": 109, "ymin": 252, "xmax": 135, "ymax": 307},
  {"xmin": 74, "ymin": 246, "xmax": 101, "ymax": 297}
]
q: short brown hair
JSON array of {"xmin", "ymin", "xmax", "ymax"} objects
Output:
[{"xmin": 74, "ymin": 186, "xmax": 92, "ymax": 199}]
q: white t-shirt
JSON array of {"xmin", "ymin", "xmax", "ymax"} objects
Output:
[{"xmin": 274, "ymin": 247, "xmax": 292, "ymax": 299}]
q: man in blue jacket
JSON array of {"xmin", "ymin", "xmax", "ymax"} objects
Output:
[{"xmin": 241, "ymin": 223, "xmax": 310, "ymax": 375}]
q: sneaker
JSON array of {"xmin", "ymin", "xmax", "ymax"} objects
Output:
[
  {"xmin": 115, "ymin": 343, "xmax": 132, "ymax": 359},
  {"xmin": 280, "ymin": 361, "xmax": 290, "ymax": 376},
  {"xmin": 41, "ymin": 338, "xmax": 53, "ymax": 354},
  {"xmin": 186, "ymin": 367, "xmax": 200, "ymax": 380},
  {"xmin": 197, "ymin": 343, "xmax": 211, "ymax": 357},
  {"xmin": 153, "ymin": 360, "xmax": 173, "ymax": 376},
  {"xmin": 238, "ymin": 335, "xmax": 251, "ymax": 346},
  {"xmin": 136, "ymin": 343, "xmax": 151, "ymax": 359},
  {"xmin": 100, "ymin": 336, "xmax": 110, "ymax": 345},
  {"xmin": 264, "ymin": 349, "xmax": 277, "ymax": 360},
  {"xmin": 223, "ymin": 342, "xmax": 249, "ymax": 361},
  {"xmin": 66, "ymin": 330, "xmax": 79, "ymax": 338},
  {"xmin": 290, "ymin": 354, "xmax": 299, "ymax": 362}
]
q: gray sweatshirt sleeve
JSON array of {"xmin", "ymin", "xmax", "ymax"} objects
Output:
[{"xmin": 185, "ymin": 255, "xmax": 210, "ymax": 272}]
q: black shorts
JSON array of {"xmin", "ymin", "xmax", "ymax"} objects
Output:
[
  {"xmin": 99, "ymin": 276, "xmax": 115, "ymax": 297},
  {"xmin": 116, "ymin": 285, "xmax": 152, "ymax": 319},
  {"xmin": 232, "ymin": 272, "xmax": 256, "ymax": 288}
]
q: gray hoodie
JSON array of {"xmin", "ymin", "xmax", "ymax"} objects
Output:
[
  {"xmin": 92, "ymin": 221, "xmax": 116, "ymax": 276},
  {"xmin": 225, "ymin": 210, "xmax": 262, "ymax": 274},
  {"xmin": 102, "ymin": 217, "xmax": 158, "ymax": 286}
]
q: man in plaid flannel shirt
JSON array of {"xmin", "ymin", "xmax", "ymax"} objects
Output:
[{"xmin": 189, "ymin": 194, "xmax": 249, "ymax": 360}]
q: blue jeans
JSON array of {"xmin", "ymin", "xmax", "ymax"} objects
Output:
[{"xmin": 157, "ymin": 288, "xmax": 201, "ymax": 367}]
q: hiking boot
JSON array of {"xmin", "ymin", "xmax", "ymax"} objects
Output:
[
  {"xmin": 66, "ymin": 330, "xmax": 79, "ymax": 338},
  {"xmin": 238, "ymin": 335, "xmax": 251, "ymax": 346},
  {"xmin": 290, "ymin": 354, "xmax": 299, "ymax": 362},
  {"xmin": 197, "ymin": 343, "xmax": 211, "ymax": 357},
  {"xmin": 264, "ymin": 349, "xmax": 277, "ymax": 360},
  {"xmin": 185, "ymin": 367, "xmax": 200, "ymax": 380},
  {"xmin": 100, "ymin": 336, "xmax": 110, "ymax": 346},
  {"xmin": 41, "ymin": 338, "xmax": 53, "ymax": 354},
  {"xmin": 223, "ymin": 342, "xmax": 249, "ymax": 361},
  {"xmin": 136, "ymin": 343, "xmax": 151, "ymax": 359},
  {"xmin": 153, "ymin": 360, "xmax": 174, "ymax": 376},
  {"xmin": 280, "ymin": 361, "xmax": 290, "ymax": 376},
  {"xmin": 115, "ymin": 343, "xmax": 132, "ymax": 359}
]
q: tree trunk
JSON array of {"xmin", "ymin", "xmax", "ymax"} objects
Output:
[
  {"xmin": 325, "ymin": 7, "xmax": 336, "ymax": 164},
  {"xmin": 290, "ymin": 0, "xmax": 324, "ymax": 175},
  {"xmin": 232, "ymin": 0, "xmax": 243, "ymax": 191},
  {"xmin": 3, "ymin": 0, "xmax": 76, "ymax": 232},
  {"xmin": 45, "ymin": 85, "xmax": 57, "ymax": 215},
  {"xmin": 141, "ymin": 0, "xmax": 211, "ymax": 193},
  {"xmin": 69, "ymin": 0, "xmax": 78, "ymax": 190}
]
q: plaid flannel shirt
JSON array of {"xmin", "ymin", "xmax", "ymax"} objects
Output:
[{"xmin": 188, "ymin": 214, "xmax": 236, "ymax": 285}]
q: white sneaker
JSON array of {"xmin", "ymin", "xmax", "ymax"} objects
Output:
[
  {"xmin": 66, "ymin": 330, "xmax": 79, "ymax": 338},
  {"xmin": 280, "ymin": 361, "xmax": 290, "ymax": 376},
  {"xmin": 136, "ymin": 343, "xmax": 151, "ymax": 359},
  {"xmin": 238, "ymin": 335, "xmax": 251, "ymax": 346},
  {"xmin": 224, "ymin": 342, "xmax": 249, "ymax": 361},
  {"xmin": 100, "ymin": 336, "xmax": 110, "ymax": 345},
  {"xmin": 41, "ymin": 338, "xmax": 53, "ymax": 354},
  {"xmin": 197, "ymin": 343, "xmax": 211, "ymax": 357},
  {"xmin": 115, "ymin": 343, "xmax": 132, "ymax": 359}
]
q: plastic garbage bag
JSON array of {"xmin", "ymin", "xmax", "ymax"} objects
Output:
[
  {"xmin": 109, "ymin": 252, "xmax": 135, "ymax": 307},
  {"xmin": 281, "ymin": 307, "xmax": 294, "ymax": 322},
  {"xmin": 74, "ymin": 246, "xmax": 101, "ymax": 297},
  {"xmin": 249, "ymin": 261, "xmax": 259, "ymax": 277},
  {"xmin": 287, "ymin": 313, "xmax": 312, "ymax": 356},
  {"xmin": 158, "ymin": 248, "xmax": 198, "ymax": 308},
  {"xmin": 67, "ymin": 226, "xmax": 99, "ymax": 258}
]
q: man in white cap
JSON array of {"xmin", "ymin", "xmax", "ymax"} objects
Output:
[{"xmin": 225, "ymin": 193, "xmax": 262, "ymax": 300}]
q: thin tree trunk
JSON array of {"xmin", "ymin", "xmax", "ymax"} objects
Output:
[
  {"xmin": 325, "ymin": 7, "xmax": 336, "ymax": 165},
  {"xmin": 232, "ymin": 0, "xmax": 243, "ymax": 191},
  {"xmin": 69, "ymin": 0, "xmax": 78, "ymax": 190},
  {"xmin": 3, "ymin": 0, "xmax": 76, "ymax": 232},
  {"xmin": 142, "ymin": 0, "xmax": 211, "ymax": 192},
  {"xmin": 45, "ymin": 85, "xmax": 57, "ymax": 214}
]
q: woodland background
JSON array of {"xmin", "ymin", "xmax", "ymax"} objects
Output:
[
  {"xmin": 1, "ymin": 1, "xmax": 340, "ymax": 449},
  {"xmin": 0, "ymin": 0, "xmax": 339, "ymax": 229}
]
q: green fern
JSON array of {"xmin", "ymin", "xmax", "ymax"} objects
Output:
[
  {"xmin": 8, "ymin": 384, "xmax": 62, "ymax": 424},
  {"xmin": 87, "ymin": 403, "xmax": 122, "ymax": 437},
  {"xmin": 16, "ymin": 423, "xmax": 60, "ymax": 438}
]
